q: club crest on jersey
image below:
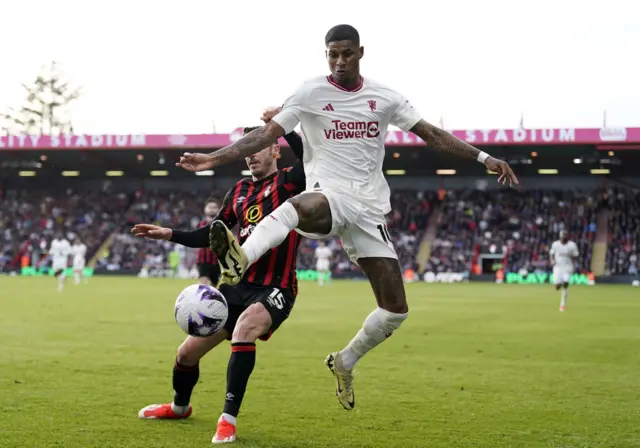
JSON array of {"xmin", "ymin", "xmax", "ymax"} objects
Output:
[{"xmin": 368, "ymin": 100, "xmax": 376, "ymax": 112}]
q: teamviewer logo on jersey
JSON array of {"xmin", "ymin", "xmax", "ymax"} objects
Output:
[{"xmin": 324, "ymin": 120, "xmax": 380, "ymax": 140}]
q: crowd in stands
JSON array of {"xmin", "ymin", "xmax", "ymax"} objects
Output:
[
  {"xmin": 2, "ymin": 185, "xmax": 638, "ymax": 279},
  {"xmin": 605, "ymin": 188, "xmax": 639, "ymax": 276},
  {"xmin": 428, "ymin": 189, "xmax": 600, "ymax": 275},
  {"xmin": 95, "ymin": 189, "xmax": 225, "ymax": 272},
  {"xmin": 0, "ymin": 189, "xmax": 131, "ymax": 271}
]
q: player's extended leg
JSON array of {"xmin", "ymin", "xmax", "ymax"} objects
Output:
[
  {"xmin": 209, "ymin": 193, "xmax": 331, "ymax": 285},
  {"xmin": 73, "ymin": 268, "xmax": 81, "ymax": 285},
  {"xmin": 54, "ymin": 268, "xmax": 66, "ymax": 292},
  {"xmin": 317, "ymin": 267, "xmax": 325, "ymax": 287},
  {"xmin": 560, "ymin": 281, "xmax": 569, "ymax": 312},
  {"xmin": 326, "ymin": 257, "xmax": 408, "ymax": 410},
  {"xmin": 553, "ymin": 269, "xmax": 568, "ymax": 311},
  {"xmin": 212, "ymin": 302, "xmax": 273, "ymax": 444},
  {"xmin": 138, "ymin": 330, "xmax": 228, "ymax": 419}
]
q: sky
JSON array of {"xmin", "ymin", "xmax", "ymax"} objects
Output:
[{"xmin": 0, "ymin": 0, "xmax": 639, "ymax": 134}]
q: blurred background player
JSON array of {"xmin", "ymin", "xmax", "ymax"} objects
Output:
[
  {"xmin": 197, "ymin": 198, "xmax": 221, "ymax": 286},
  {"xmin": 549, "ymin": 230, "xmax": 579, "ymax": 312},
  {"xmin": 71, "ymin": 237, "xmax": 88, "ymax": 285},
  {"xmin": 314, "ymin": 241, "xmax": 333, "ymax": 287},
  {"xmin": 169, "ymin": 247, "xmax": 183, "ymax": 279},
  {"xmin": 50, "ymin": 231, "xmax": 71, "ymax": 292}
]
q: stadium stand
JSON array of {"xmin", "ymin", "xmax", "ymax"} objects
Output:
[
  {"xmin": 605, "ymin": 188, "xmax": 640, "ymax": 276},
  {"xmin": 3, "ymin": 185, "xmax": 637, "ymax": 280}
]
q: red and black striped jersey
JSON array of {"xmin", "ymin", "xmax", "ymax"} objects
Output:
[
  {"xmin": 217, "ymin": 160, "xmax": 305, "ymax": 295},
  {"xmin": 196, "ymin": 219, "xmax": 217, "ymax": 265}
]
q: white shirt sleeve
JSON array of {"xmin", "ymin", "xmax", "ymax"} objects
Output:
[
  {"xmin": 572, "ymin": 243, "xmax": 579, "ymax": 257},
  {"xmin": 272, "ymin": 83, "xmax": 309, "ymax": 134},
  {"xmin": 390, "ymin": 93, "xmax": 422, "ymax": 132},
  {"xmin": 549, "ymin": 243, "xmax": 556, "ymax": 256}
]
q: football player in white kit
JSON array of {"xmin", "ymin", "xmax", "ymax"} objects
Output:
[
  {"xmin": 71, "ymin": 237, "xmax": 88, "ymax": 285},
  {"xmin": 176, "ymin": 24, "xmax": 518, "ymax": 411},
  {"xmin": 549, "ymin": 230, "xmax": 579, "ymax": 312},
  {"xmin": 314, "ymin": 241, "xmax": 333, "ymax": 287},
  {"xmin": 50, "ymin": 232, "xmax": 71, "ymax": 292}
]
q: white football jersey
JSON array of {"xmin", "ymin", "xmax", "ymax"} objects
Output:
[
  {"xmin": 273, "ymin": 75, "xmax": 422, "ymax": 214},
  {"xmin": 72, "ymin": 243, "xmax": 87, "ymax": 261},
  {"xmin": 50, "ymin": 238, "xmax": 71, "ymax": 258},
  {"xmin": 550, "ymin": 240, "xmax": 579, "ymax": 268},
  {"xmin": 315, "ymin": 246, "xmax": 333, "ymax": 262}
]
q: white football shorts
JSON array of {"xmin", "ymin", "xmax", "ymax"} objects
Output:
[
  {"xmin": 52, "ymin": 257, "xmax": 68, "ymax": 272},
  {"xmin": 553, "ymin": 266, "xmax": 573, "ymax": 285},
  {"xmin": 316, "ymin": 259, "xmax": 330, "ymax": 272},
  {"xmin": 295, "ymin": 187, "xmax": 397, "ymax": 263}
]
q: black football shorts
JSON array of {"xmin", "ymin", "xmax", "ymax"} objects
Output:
[{"xmin": 218, "ymin": 282, "xmax": 295, "ymax": 341}]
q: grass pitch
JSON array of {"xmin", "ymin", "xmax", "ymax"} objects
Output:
[{"xmin": 1, "ymin": 277, "xmax": 639, "ymax": 448}]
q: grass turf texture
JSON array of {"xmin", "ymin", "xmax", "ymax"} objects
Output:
[{"xmin": 1, "ymin": 277, "xmax": 639, "ymax": 448}]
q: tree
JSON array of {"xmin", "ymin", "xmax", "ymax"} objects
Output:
[{"xmin": 1, "ymin": 61, "xmax": 81, "ymax": 135}]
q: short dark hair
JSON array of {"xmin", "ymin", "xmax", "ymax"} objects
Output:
[
  {"xmin": 205, "ymin": 197, "xmax": 221, "ymax": 207},
  {"xmin": 325, "ymin": 24, "xmax": 360, "ymax": 46},
  {"xmin": 243, "ymin": 126, "xmax": 260, "ymax": 135},
  {"xmin": 243, "ymin": 126, "xmax": 278, "ymax": 145}
]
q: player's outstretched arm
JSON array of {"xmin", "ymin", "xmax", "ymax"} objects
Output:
[
  {"xmin": 176, "ymin": 122, "xmax": 286, "ymax": 172},
  {"xmin": 131, "ymin": 224, "xmax": 210, "ymax": 248},
  {"xmin": 409, "ymin": 119, "xmax": 519, "ymax": 185}
]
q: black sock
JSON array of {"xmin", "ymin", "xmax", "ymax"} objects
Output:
[
  {"xmin": 172, "ymin": 358, "xmax": 200, "ymax": 407},
  {"xmin": 223, "ymin": 342, "xmax": 256, "ymax": 417}
]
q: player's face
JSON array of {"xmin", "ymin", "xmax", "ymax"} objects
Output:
[
  {"xmin": 325, "ymin": 40, "xmax": 363, "ymax": 84},
  {"xmin": 245, "ymin": 144, "xmax": 279, "ymax": 179},
  {"xmin": 204, "ymin": 202, "xmax": 220, "ymax": 218}
]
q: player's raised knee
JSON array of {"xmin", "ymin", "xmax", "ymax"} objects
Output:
[
  {"xmin": 232, "ymin": 303, "xmax": 272, "ymax": 342},
  {"xmin": 381, "ymin": 298, "xmax": 408, "ymax": 315},
  {"xmin": 288, "ymin": 194, "xmax": 332, "ymax": 234}
]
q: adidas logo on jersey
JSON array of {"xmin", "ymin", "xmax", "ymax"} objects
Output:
[{"xmin": 322, "ymin": 104, "xmax": 334, "ymax": 111}]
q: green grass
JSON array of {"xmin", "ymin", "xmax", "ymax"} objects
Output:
[{"xmin": 1, "ymin": 277, "xmax": 639, "ymax": 448}]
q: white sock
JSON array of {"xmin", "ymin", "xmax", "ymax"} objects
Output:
[
  {"xmin": 318, "ymin": 273, "xmax": 324, "ymax": 286},
  {"xmin": 171, "ymin": 403, "xmax": 190, "ymax": 415},
  {"xmin": 220, "ymin": 412, "xmax": 237, "ymax": 426},
  {"xmin": 74, "ymin": 271, "xmax": 81, "ymax": 285},
  {"xmin": 241, "ymin": 201, "xmax": 299, "ymax": 265},
  {"xmin": 57, "ymin": 273, "xmax": 66, "ymax": 291},
  {"xmin": 339, "ymin": 307, "xmax": 408, "ymax": 371},
  {"xmin": 561, "ymin": 289, "xmax": 568, "ymax": 307}
]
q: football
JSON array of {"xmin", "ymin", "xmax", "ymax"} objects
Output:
[{"xmin": 174, "ymin": 284, "xmax": 228, "ymax": 337}]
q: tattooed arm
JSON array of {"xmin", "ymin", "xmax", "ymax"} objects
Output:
[
  {"xmin": 409, "ymin": 120, "xmax": 481, "ymax": 160},
  {"xmin": 409, "ymin": 119, "xmax": 519, "ymax": 185},
  {"xmin": 176, "ymin": 121, "xmax": 286, "ymax": 172}
]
